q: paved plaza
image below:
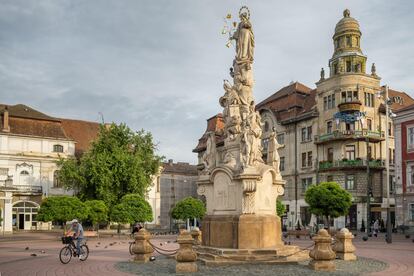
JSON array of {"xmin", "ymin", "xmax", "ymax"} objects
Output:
[{"xmin": 0, "ymin": 232, "xmax": 413, "ymax": 276}]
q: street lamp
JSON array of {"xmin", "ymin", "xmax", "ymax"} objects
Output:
[{"xmin": 377, "ymin": 85, "xmax": 393, "ymax": 243}]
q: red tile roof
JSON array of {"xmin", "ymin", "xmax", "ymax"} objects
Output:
[{"xmin": 60, "ymin": 119, "xmax": 101, "ymax": 157}]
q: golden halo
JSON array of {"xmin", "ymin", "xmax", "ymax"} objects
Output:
[{"xmin": 239, "ymin": 6, "xmax": 250, "ymax": 19}]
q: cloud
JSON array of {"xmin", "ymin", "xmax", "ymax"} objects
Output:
[{"xmin": 0, "ymin": 0, "xmax": 413, "ymax": 163}]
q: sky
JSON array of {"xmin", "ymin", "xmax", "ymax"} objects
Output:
[{"xmin": 0, "ymin": 0, "xmax": 413, "ymax": 164}]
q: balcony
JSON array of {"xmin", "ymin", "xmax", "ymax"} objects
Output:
[
  {"xmin": 0, "ymin": 183, "xmax": 43, "ymax": 195},
  {"xmin": 338, "ymin": 100, "xmax": 362, "ymax": 113},
  {"xmin": 314, "ymin": 129, "xmax": 385, "ymax": 144},
  {"xmin": 318, "ymin": 159, "xmax": 385, "ymax": 172}
]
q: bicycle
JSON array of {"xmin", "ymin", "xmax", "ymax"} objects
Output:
[{"xmin": 59, "ymin": 236, "xmax": 89, "ymax": 264}]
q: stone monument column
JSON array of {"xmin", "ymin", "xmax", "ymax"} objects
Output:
[{"xmin": 197, "ymin": 6, "xmax": 285, "ymax": 250}]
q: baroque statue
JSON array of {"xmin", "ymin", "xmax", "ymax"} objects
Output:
[
  {"xmin": 231, "ymin": 7, "xmax": 255, "ymax": 65},
  {"xmin": 267, "ymin": 128, "xmax": 282, "ymax": 173}
]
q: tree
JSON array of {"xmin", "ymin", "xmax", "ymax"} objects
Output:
[
  {"xmin": 171, "ymin": 197, "xmax": 206, "ymax": 221},
  {"xmin": 304, "ymin": 182, "xmax": 352, "ymax": 227},
  {"xmin": 84, "ymin": 200, "xmax": 108, "ymax": 231},
  {"xmin": 58, "ymin": 123, "xmax": 162, "ymax": 210},
  {"xmin": 276, "ymin": 199, "xmax": 286, "ymax": 217},
  {"xmin": 109, "ymin": 194, "xmax": 153, "ymax": 225},
  {"xmin": 37, "ymin": 196, "xmax": 88, "ymax": 225}
]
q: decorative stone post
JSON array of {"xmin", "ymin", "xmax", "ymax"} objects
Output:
[
  {"xmin": 190, "ymin": 227, "xmax": 202, "ymax": 245},
  {"xmin": 309, "ymin": 229, "xmax": 336, "ymax": 271},
  {"xmin": 176, "ymin": 231, "xmax": 197, "ymax": 273},
  {"xmin": 333, "ymin": 228, "xmax": 357, "ymax": 261},
  {"xmin": 132, "ymin": 228, "xmax": 154, "ymax": 263}
]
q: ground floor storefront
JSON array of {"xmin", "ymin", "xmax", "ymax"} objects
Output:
[
  {"xmin": 282, "ymin": 198, "xmax": 396, "ymax": 232},
  {"xmin": 0, "ymin": 192, "xmax": 50, "ymax": 233}
]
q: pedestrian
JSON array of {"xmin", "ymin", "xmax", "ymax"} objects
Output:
[{"xmin": 373, "ymin": 219, "xmax": 379, "ymax": 237}]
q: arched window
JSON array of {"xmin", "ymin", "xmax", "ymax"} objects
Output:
[
  {"xmin": 53, "ymin": 170, "xmax": 62, "ymax": 188},
  {"xmin": 53, "ymin": 144, "xmax": 64, "ymax": 153},
  {"xmin": 20, "ymin": 170, "xmax": 29, "ymax": 175}
]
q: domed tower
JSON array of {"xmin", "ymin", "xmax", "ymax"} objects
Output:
[
  {"xmin": 329, "ymin": 9, "xmax": 367, "ymax": 77},
  {"xmin": 315, "ymin": 9, "xmax": 386, "ymax": 232}
]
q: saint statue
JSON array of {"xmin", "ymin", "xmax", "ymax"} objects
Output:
[
  {"xmin": 231, "ymin": 9, "xmax": 254, "ymax": 64},
  {"xmin": 267, "ymin": 128, "xmax": 282, "ymax": 173},
  {"xmin": 202, "ymin": 132, "xmax": 217, "ymax": 173}
]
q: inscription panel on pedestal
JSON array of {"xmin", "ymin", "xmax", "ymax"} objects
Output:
[{"xmin": 213, "ymin": 172, "xmax": 236, "ymax": 211}]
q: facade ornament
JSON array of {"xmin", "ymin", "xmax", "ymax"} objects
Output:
[
  {"xmin": 320, "ymin": 67, "xmax": 325, "ymax": 80},
  {"xmin": 371, "ymin": 63, "xmax": 377, "ymax": 76}
]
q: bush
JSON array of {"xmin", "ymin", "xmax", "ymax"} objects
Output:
[
  {"xmin": 110, "ymin": 194, "xmax": 153, "ymax": 224},
  {"xmin": 37, "ymin": 196, "xmax": 88, "ymax": 224}
]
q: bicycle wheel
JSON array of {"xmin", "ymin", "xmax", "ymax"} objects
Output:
[
  {"xmin": 59, "ymin": 246, "xmax": 72, "ymax": 264},
  {"xmin": 79, "ymin": 244, "xmax": 89, "ymax": 261},
  {"xmin": 129, "ymin": 242, "xmax": 135, "ymax": 255}
]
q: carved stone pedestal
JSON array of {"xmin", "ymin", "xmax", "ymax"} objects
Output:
[
  {"xmin": 201, "ymin": 214, "xmax": 282, "ymax": 249},
  {"xmin": 333, "ymin": 228, "xmax": 357, "ymax": 261},
  {"xmin": 309, "ymin": 229, "xmax": 336, "ymax": 272},
  {"xmin": 176, "ymin": 231, "xmax": 198, "ymax": 273},
  {"xmin": 132, "ymin": 229, "xmax": 154, "ymax": 263}
]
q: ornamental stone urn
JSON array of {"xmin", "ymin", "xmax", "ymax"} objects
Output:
[
  {"xmin": 176, "ymin": 231, "xmax": 197, "ymax": 273},
  {"xmin": 309, "ymin": 229, "xmax": 336, "ymax": 271},
  {"xmin": 333, "ymin": 228, "xmax": 357, "ymax": 261},
  {"xmin": 132, "ymin": 228, "xmax": 154, "ymax": 263}
]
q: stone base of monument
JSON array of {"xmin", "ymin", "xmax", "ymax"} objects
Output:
[
  {"xmin": 196, "ymin": 245, "xmax": 309, "ymax": 266},
  {"xmin": 201, "ymin": 214, "xmax": 283, "ymax": 249},
  {"xmin": 176, "ymin": 262, "xmax": 198, "ymax": 273},
  {"xmin": 308, "ymin": 259, "xmax": 336, "ymax": 271},
  {"xmin": 336, "ymin": 252, "xmax": 357, "ymax": 261}
]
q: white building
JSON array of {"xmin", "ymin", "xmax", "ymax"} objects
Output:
[{"xmin": 0, "ymin": 104, "xmax": 76, "ymax": 233}]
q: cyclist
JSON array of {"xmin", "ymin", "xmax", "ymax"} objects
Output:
[{"xmin": 67, "ymin": 219, "xmax": 84, "ymax": 258}]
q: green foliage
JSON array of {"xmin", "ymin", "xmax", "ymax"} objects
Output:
[
  {"xmin": 276, "ymin": 199, "xmax": 286, "ymax": 217},
  {"xmin": 58, "ymin": 123, "xmax": 162, "ymax": 210},
  {"xmin": 84, "ymin": 200, "xmax": 108, "ymax": 226},
  {"xmin": 37, "ymin": 196, "xmax": 88, "ymax": 224},
  {"xmin": 109, "ymin": 194, "xmax": 153, "ymax": 224},
  {"xmin": 305, "ymin": 182, "xmax": 352, "ymax": 222},
  {"xmin": 171, "ymin": 197, "xmax": 206, "ymax": 221}
]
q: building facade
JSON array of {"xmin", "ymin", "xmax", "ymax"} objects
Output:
[
  {"xmin": 394, "ymin": 104, "xmax": 414, "ymax": 228},
  {"xmin": 195, "ymin": 9, "xmax": 414, "ymax": 231},
  {"xmin": 0, "ymin": 104, "xmax": 76, "ymax": 233}
]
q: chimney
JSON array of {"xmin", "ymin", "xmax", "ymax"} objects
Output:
[
  {"xmin": 168, "ymin": 159, "xmax": 173, "ymax": 165},
  {"xmin": 2, "ymin": 106, "xmax": 10, "ymax": 132}
]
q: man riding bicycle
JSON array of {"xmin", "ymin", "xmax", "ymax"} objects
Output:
[{"xmin": 67, "ymin": 219, "xmax": 84, "ymax": 258}]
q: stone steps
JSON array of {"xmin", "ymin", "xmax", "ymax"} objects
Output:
[{"xmin": 196, "ymin": 245, "xmax": 310, "ymax": 266}]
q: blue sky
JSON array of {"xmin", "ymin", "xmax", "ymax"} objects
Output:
[{"xmin": 0, "ymin": 0, "xmax": 413, "ymax": 163}]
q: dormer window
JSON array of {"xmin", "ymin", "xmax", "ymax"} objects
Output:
[{"xmin": 53, "ymin": 144, "xmax": 64, "ymax": 153}]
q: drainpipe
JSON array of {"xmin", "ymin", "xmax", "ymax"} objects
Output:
[{"xmin": 294, "ymin": 122, "xmax": 298, "ymax": 229}]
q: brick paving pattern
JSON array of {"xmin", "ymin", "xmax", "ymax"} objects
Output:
[{"xmin": 0, "ymin": 232, "xmax": 413, "ymax": 276}]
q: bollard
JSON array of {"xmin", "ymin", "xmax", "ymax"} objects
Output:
[
  {"xmin": 132, "ymin": 228, "xmax": 154, "ymax": 263},
  {"xmin": 309, "ymin": 229, "xmax": 336, "ymax": 271},
  {"xmin": 190, "ymin": 227, "xmax": 202, "ymax": 245},
  {"xmin": 333, "ymin": 228, "xmax": 357, "ymax": 261},
  {"xmin": 176, "ymin": 231, "xmax": 197, "ymax": 273}
]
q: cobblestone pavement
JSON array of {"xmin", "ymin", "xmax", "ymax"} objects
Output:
[
  {"xmin": 0, "ymin": 232, "xmax": 177, "ymax": 276},
  {"xmin": 0, "ymin": 232, "xmax": 413, "ymax": 276}
]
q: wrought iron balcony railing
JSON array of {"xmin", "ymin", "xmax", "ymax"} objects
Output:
[
  {"xmin": 0, "ymin": 183, "xmax": 43, "ymax": 194},
  {"xmin": 318, "ymin": 159, "xmax": 385, "ymax": 171}
]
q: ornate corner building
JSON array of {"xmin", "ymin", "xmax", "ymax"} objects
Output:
[{"xmin": 195, "ymin": 10, "xmax": 414, "ymax": 231}]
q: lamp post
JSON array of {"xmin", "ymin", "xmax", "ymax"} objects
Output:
[
  {"xmin": 384, "ymin": 85, "xmax": 392, "ymax": 243},
  {"xmin": 366, "ymin": 137, "xmax": 371, "ymax": 237}
]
